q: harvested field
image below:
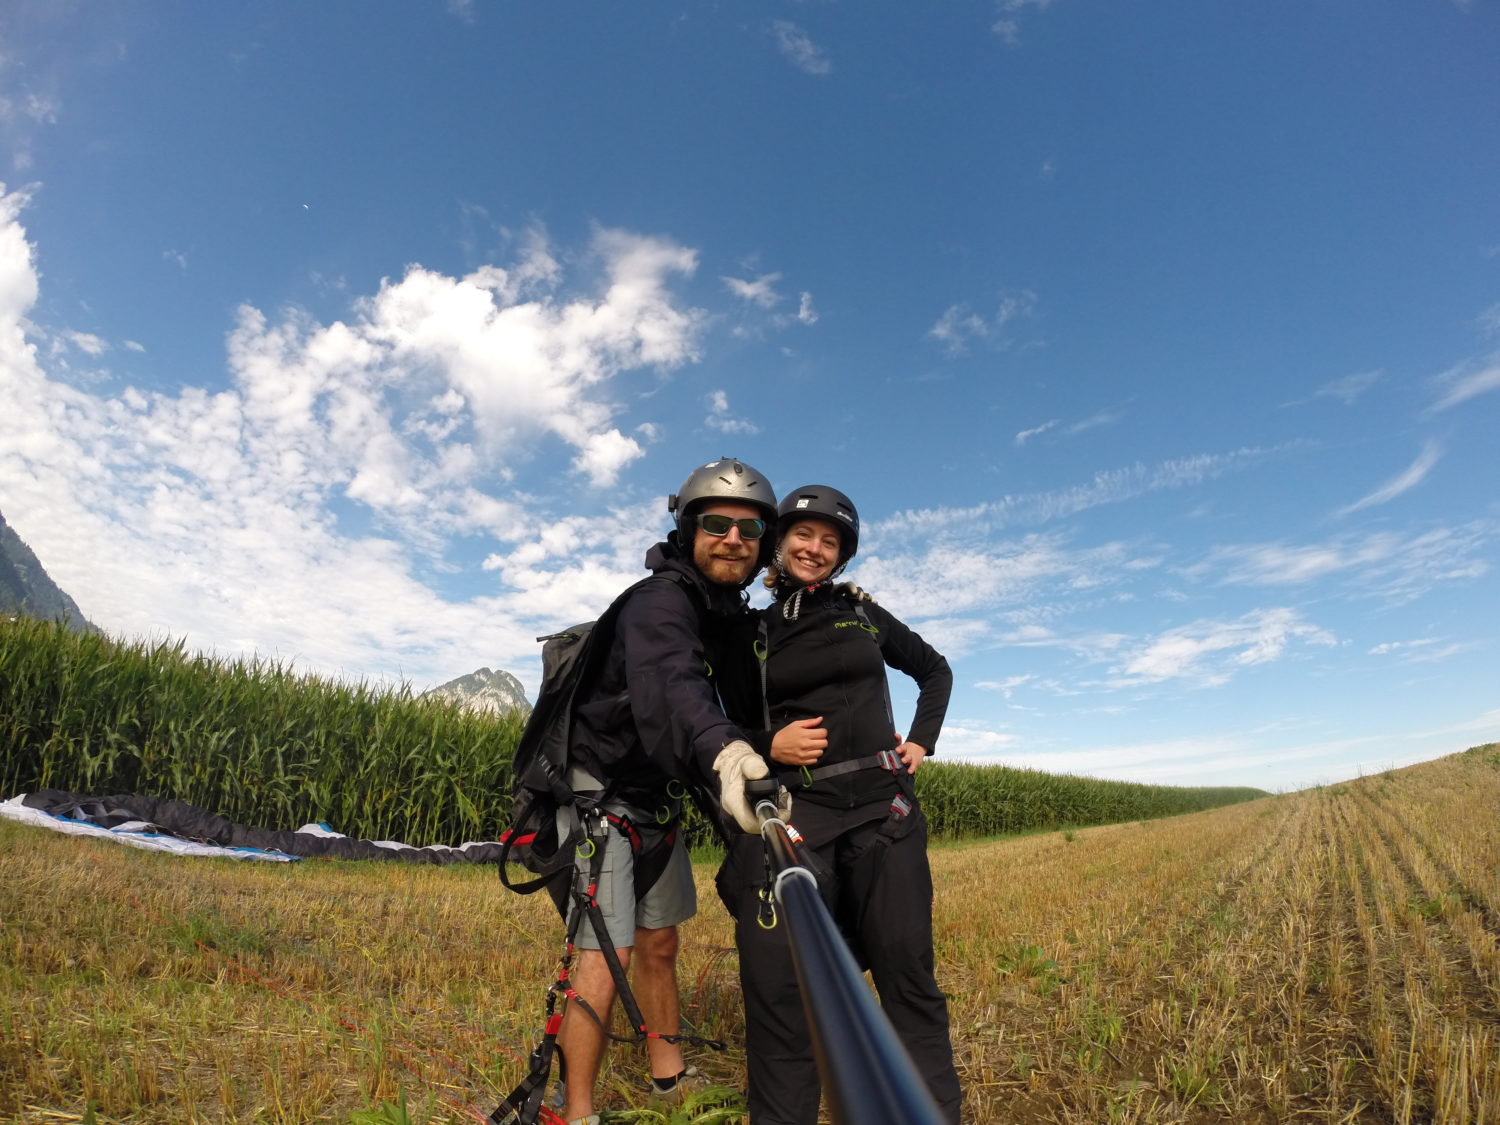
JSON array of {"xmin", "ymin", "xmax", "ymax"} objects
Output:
[{"xmin": 3, "ymin": 743, "xmax": 1497, "ymax": 1123}]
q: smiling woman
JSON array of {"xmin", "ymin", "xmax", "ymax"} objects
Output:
[{"xmin": 716, "ymin": 483, "xmax": 964, "ymax": 1125}]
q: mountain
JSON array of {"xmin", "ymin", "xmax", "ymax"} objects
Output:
[
  {"xmin": 0, "ymin": 509, "xmax": 92, "ymax": 631},
  {"xmin": 420, "ymin": 666, "xmax": 532, "ymax": 718}
]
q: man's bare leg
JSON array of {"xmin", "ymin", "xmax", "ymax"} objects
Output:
[
  {"xmin": 558, "ymin": 945, "xmax": 631, "ymax": 1122},
  {"xmin": 632, "ymin": 924, "xmax": 687, "ymax": 1080}
]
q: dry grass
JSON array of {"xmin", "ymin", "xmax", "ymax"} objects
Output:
[{"xmin": 3, "ymin": 744, "xmax": 1498, "ymax": 1124}]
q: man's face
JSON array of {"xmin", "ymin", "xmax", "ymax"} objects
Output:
[{"xmin": 691, "ymin": 501, "xmax": 762, "ymax": 587}]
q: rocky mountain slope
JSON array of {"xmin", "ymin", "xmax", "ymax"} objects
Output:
[
  {"xmin": 420, "ymin": 666, "xmax": 532, "ymax": 718},
  {"xmin": 0, "ymin": 509, "xmax": 91, "ymax": 631}
]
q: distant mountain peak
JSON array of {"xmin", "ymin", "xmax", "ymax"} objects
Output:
[
  {"xmin": 420, "ymin": 666, "xmax": 532, "ymax": 718},
  {"xmin": 0, "ymin": 509, "xmax": 92, "ymax": 632}
]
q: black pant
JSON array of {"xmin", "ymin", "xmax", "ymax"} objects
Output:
[{"xmin": 717, "ymin": 800, "xmax": 962, "ymax": 1125}]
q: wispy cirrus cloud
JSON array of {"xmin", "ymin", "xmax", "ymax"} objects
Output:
[
  {"xmin": 772, "ymin": 21, "xmax": 832, "ymax": 76},
  {"xmin": 1190, "ymin": 522, "xmax": 1492, "ymax": 603},
  {"xmin": 1427, "ymin": 351, "xmax": 1500, "ymax": 414},
  {"xmin": 1015, "ymin": 408, "xmax": 1121, "ymax": 446},
  {"xmin": 1335, "ymin": 441, "xmax": 1442, "ymax": 517},
  {"xmin": 1367, "ymin": 636, "xmax": 1478, "ymax": 664},
  {"xmin": 872, "ymin": 446, "xmax": 1280, "ymax": 540},
  {"xmin": 1284, "ymin": 369, "xmax": 1385, "ymax": 407}
]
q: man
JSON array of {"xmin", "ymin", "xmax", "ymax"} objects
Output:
[{"xmin": 553, "ymin": 457, "xmax": 783, "ymax": 1125}]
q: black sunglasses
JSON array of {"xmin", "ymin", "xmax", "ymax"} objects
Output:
[{"xmin": 695, "ymin": 513, "xmax": 767, "ymax": 540}]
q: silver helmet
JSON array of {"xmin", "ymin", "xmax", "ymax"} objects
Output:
[{"xmin": 667, "ymin": 457, "xmax": 778, "ymax": 564}]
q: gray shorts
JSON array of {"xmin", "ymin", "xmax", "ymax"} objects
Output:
[{"xmin": 564, "ymin": 814, "xmax": 697, "ymax": 951}]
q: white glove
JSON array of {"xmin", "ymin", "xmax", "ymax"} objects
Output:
[{"xmin": 714, "ymin": 740, "xmax": 789, "ymax": 832}]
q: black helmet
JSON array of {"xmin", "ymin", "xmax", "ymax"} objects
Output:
[
  {"xmin": 776, "ymin": 484, "xmax": 859, "ymax": 563},
  {"xmin": 667, "ymin": 457, "xmax": 778, "ymax": 563}
]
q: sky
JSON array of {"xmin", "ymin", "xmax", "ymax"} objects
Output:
[{"xmin": 1, "ymin": 1, "xmax": 1497, "ymax": 793}]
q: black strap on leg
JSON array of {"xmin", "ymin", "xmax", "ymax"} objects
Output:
[{"xmin": 491, "ymin": 808, "xmax": 726, "ymax": 1124}]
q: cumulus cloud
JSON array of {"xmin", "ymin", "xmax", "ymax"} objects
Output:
[
  {"xmin": 0, "ymin": 187, "xmax": 707, "ymax": 688},
  {"xmin": 772, "ymin": 21, "xmax": 832, "ymax": 75},
  {"xmin": 1335, "ymin": 441, "xmax": 1442, "ymax": 517},
  {"xmin": 797, "ymin": 291, "xmax": 817, "ymax": 325}
]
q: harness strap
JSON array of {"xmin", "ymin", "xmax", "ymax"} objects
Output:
[{"xmin": 784, "ymin": 748, "xmax": 903, "ymax": 787}]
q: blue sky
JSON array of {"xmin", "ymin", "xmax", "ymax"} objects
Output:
[{"xmin": 2, "ymin": 1, "xmax": 1497, "ymax": 792}]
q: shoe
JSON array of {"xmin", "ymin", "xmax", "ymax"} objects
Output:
[{"xmin": 649, "ymin": 1064, "xmax": 707, "ymax": 1105}]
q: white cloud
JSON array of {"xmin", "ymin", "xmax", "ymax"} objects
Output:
[
  {"xmin": 1015, "ymin": 408, "xmax": 1120, "ymax": 447},
  {"xmin": 927, "ymin": 290, "xmax": 1037, "ymax": 355},
  {"xmin": 1112, "ymin": 607, "xmax": 1336, "ymax": 688},
  {"xmin": 1193, "ymin": 523, "xmax": 1492, "ymax": 604},
  {"xmin": 704, "ymin": 389, "xmax": 759, "ymax": 435},
  {"xmin": 933, "ymin": 720, "xmax": 1021, "ymax": 760},
  {"xmin": 873, "ymin": 447, "xmax": 1278, "ymax": 541},
  {"xmin": 991, "ymin": 0, "xmax": 1061, "ymax": 45},
  {"xmin": 723, "ymin": 271, "xmax": 782, "ymax": 308},
  {"xmin": 976, "ymin": 673, "xmax": 1035, "ymax": 698},
  {"xmin": 1335, "ymin": 441, "xmax": 1441, "ymax": 517},
  {"xmin": 797, "ymin": 291, "xmax": 817, "ymax": 325},
  {"xmin": 65, "ymin": 330, "xmax": 106, "ymax": 356},
  {"xmin": 1427, "ymin": 352, "xmax": 1500, "ymax": 413},
  {"xmin": 928, "ymin": 303, "xmax": 989, "ymax": 355},
  {"xmin": 0, "ymin": 189, "xmax": 709, "ymax": 688},
  {"xmin": 772, "ymin": 21, "xmax": 832, "ymax": 76},
  {"xmin": 1015, "ymin": 419, "xmax": 1058, "ymax": 445},
  {"xmin": 1295, "ymin": 369, "xmax": 1384, "ymax": 406}
]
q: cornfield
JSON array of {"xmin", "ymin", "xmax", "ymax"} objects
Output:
[
  {"xmin": 1, "ymin": 614, "xmax": 1262, "ymax": 847},
  {"xmin": 0, "ymin": 615, "xmax": 524, "ymax": 846}
]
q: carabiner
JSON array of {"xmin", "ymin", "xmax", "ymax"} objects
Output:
[{"xmin": 756, "ymin": 886, "xmax": 778, "ymax": 930}]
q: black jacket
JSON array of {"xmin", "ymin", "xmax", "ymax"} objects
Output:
[
  {"xmin": 569, "ymin": 533, "xmax": 755, "ymax": 805},
  {"xmin": 746, "ymin": 584, "xmax": 952, "ymax": 810}
]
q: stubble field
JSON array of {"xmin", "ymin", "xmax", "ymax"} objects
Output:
[{"xmin": 3, "ymin": 743, "xmax": 1497, "ymax": 1124}]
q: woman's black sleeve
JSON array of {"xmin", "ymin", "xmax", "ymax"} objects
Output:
[{"xmin": 867, "ymin": 601, "xmax": 952, "ymax": 754}]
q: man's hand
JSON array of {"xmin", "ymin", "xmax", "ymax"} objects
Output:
[
  {"xmin": 771, "ymin": 717, "xmax": 827, "ymax": 767},
  {"xmin": 896, "ymin": 740, "xmax": 929, "ymax": 774},
  {"xmin": 715, "ymin": 741, "xmax": 789, "ymax": 831}
]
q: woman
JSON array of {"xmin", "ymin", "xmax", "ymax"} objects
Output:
[{"xmin": 717, "ymin": 484, "xmax": 963, "ymax": 1125}]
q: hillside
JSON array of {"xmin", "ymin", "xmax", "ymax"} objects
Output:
[
  {"xmin": 2, "ymin": 744, "xmax": 1496, "ymax": 1123},
  {"xmin": 0, "ymin": 509, "xmax": 91, "ymax": 631}
]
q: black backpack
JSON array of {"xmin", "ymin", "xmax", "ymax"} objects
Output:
[{"xmin": 497, "ymin": 572, "xmax": 686, "ymax": 896}]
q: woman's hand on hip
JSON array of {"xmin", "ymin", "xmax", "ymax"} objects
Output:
[{"xmin": 896, "ymin": 740, "xmax": 929, "ymax": 773}]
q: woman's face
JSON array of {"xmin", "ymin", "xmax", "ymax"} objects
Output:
[{"xmin": 780, "ymin": 518, "xmax": 843, "ymax": 585}]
